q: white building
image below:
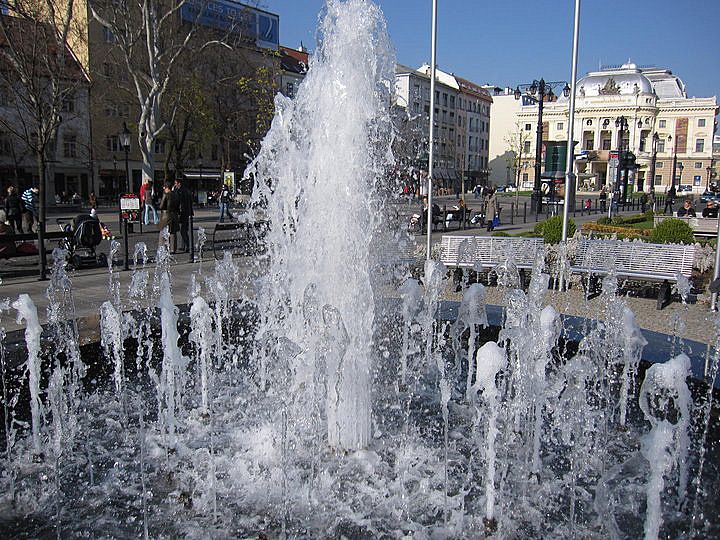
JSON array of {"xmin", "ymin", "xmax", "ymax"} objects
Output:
[{"xmin": 489, "ymin": 63, "xmax": 718, "ymax": 193}]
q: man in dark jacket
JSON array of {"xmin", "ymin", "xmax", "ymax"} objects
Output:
[
  {"xmin": 5, "ymin": 186, "xmax": 23, "ymax": 233},
  {"xmin": 174, "ymin": 178, "xmax": 193, "ymax": 253},
  {"xmin": 159, "ymin": 182, "xmax": 181, "ymax": 253}
]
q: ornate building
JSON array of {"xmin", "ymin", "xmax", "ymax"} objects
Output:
[{"xmin": 510, "ymin": 63, "xmax": 717, "ymax": 193}]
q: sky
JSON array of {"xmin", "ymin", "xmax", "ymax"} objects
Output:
[{"xmin": 263, "ymin": 0, "xmax": 719, "ymax": 99}]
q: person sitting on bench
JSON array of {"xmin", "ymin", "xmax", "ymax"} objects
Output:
[
  {"xmin": 676, "ymin": 198, "xmax": 696, "ymax": 217},
  {"xmin": 702, "ymin": 200, "xmax": 718, "ymax": 218}
]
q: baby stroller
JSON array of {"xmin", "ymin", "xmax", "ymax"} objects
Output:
[{"xmin": 58, "ymin": 214, "xmax": 107, "ymax": 269}]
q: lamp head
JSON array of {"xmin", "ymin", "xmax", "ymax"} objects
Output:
[
  {"xmin": 529, "ymin": 81, "xmax": 538, "ymax": 95},
  {"xmin": 513, "ymin": 86, "xmax": 521, "ymax": 100},
  {"xmin": 562, "ymin": 83, "xmax": 571, "ymax": 98}
]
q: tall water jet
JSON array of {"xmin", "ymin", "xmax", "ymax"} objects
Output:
[{"xmin": 246, "ymin": 0, "xmax": 395, "ymax": 450}]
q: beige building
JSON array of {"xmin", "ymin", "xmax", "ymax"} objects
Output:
[{"xmin": 490, "ymin": 63, "xmax": 718, "ymax": 193}]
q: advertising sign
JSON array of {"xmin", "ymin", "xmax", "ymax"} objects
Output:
[
  {"xmin": 181, "ymin": 0, "xmax": 279, "ymax": 50},
  {"xmin": 223, "ymin": 171, "xmax": 235, "ymax": 191},
  {"xmin": 120, "ymin": 193, "xmax": 141, "ymax": 222}
]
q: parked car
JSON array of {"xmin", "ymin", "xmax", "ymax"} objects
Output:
[
  {"xmin": 700, "ymin": 190, "xmax": 720, "ymax": 203},
  {"xmin": 677, "ymin": 185, "xmax": 693, "ymax": 194}
]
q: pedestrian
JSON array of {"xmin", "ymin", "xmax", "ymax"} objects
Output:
[
  {"xmin": 218, "ymin": 184, "xmax": 232, "ymax": 223},
  {"xmin": 158, "ymin": 182, "xmax": 180, "ymax": 253},
  {"xmin": 140, "ymin": 179, "xmax": 158, "ymax": 225},
  {"xmin": 640, "ymin": 191, "xmax": 648, "ymax": 213},
  {"xmin": 648, "ymin": 189, "xmax": 656, "ymax": 213},
  {"xmin": 174, "ymin": 178, "xmax": 193, "ymax": 253},
  {"xmin": 88, "ymin": 191, "xmax": 97, "ymax": 210},
  {"xmin": 663, "ymin": 185, "xmax": 676, "ymax": 215},
  {"xmin": 599, "ymin": 185, "xmax": 607, "ymax": 212},
  {"xmin": 486, "ymin": 188, "xmax": 498, "ymax": 232},
  {"xmin": 21, "ymin": 186, "xmax": 39, "ymax": 232},
  {"xmin": 4, "ymin": 186, "xmax": 23, "ymax": 233}
]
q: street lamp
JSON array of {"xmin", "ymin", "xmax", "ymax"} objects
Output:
[
  {"xmin": 708, "ymin": 165, "xmax": 713, "ymax": 190},
  {"xmin": 611, "ymin": 116, "xmax": 630, "ymax": 213},
  {"xmin": 514, "ymin": 78, "xmax": 571, "ymax": 213},
  {"xmin": 119, "ymin": 122, "xmax": 131, "ymax": 193},
  {"xmin": 649, "ymin": 133, "xmax": 659, "ymax": 191},
  {"xmin": 669, "ymin": 134, "xmax": 678, "ymax": 190},
  {"xmin": 112, "ymin": 155, "xmax": 118, "ymax": 200}
]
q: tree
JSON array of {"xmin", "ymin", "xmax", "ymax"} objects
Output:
[
  {"xmin": 504, "ymin": 121, "xmax": 533, "ymax": 208},
  {"xmin": 0, "ymin": 6, "xmax": 87, "ymax": 279}
]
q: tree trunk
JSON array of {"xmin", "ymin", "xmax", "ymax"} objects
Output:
[{"xmin": 36, "ymin": 152, "xmax": 47, "ymax": 280}]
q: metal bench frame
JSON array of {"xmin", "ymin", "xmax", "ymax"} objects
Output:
[
  {"xmin": 211, "ymin": 221, "xmax": 268, "ymax": 260},
  {"xmin": 570, "ymin": 239, "xmax": 696, "ymax": 282},
  {"xmin": 440, "ymin": 235, "xmax": 544, "ymax": 269}
]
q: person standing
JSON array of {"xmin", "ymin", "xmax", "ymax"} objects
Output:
[
  {"xmin": 140, "ymin": 179, "xmax": 158, "ymax": 225},
  {"xmin": 158, "ymin": 182, "xmax": 180, "ymax": 253},
  {"xmin": 599, "ymin": 185, "xmax": 607, "ymax": 212},
  {"xmin": 5, "ymin": 186, "xmax": 23, "ymax": 233},
  {"xmin": 88, "ymin": 191, "xmax": 97, "ymax": 211},
  {"xmin": 648, "ymin": 189, "xmax": 656, "ymax": 213},
  {"xmin": 486, "ymin": 188, "xmax": 498, "ymax": 232},
  {"xmin": 663, "ymin": 185, "xmax": 676, "ymax": 215},
  {"xmin": 218, "ymin": 184, "xmax": 231, "ymax": 223},
  {"xmin": 21, "ymin": 186, "xmax": 39, "ymax": 232},
  {"xmin": 174, "ymin": 178, "xmax": 193, "ymax": 253}
]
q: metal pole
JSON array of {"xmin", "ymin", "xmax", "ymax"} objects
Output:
[
  {"xmin": 425, "ymin": 0, "xmax": 438, "ymax": 260},
  {"xmin": 713, "ymin": 217, "xmax": 720, "ymax": 311},
  {"xmin": 561, "ymin": 0, "xmax": 581, "ymax": 243},
  {"xmin": 533, "ymin": 83, "xmax": 545, "ymax": 214},
  {"xmin": 123, "ymin": 217, "xmax": 129, "ymax": 271}
]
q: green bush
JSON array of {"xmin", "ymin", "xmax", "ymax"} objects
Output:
[
  {"xmin": 650, "ymin": 218, "xmax": 694, "ymax": 245},
  {"xmin": 535, "ymin": 215, "xmax": 576, "ymax": 244},
  {"xmin": 643, "ymin": 209, "xmax": 654, "ymax": 220},
  {"xmin": 597, "ymin": 216, "xmax": 612, "ymax": 225},
  {"xmin": 611, "ymin": 216, "xmax": 625, "ymax": 226}
]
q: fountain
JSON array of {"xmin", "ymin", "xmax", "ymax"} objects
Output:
[{"xmin": 0, "ymin": 0, "xmax": 719, "ymax": 538}]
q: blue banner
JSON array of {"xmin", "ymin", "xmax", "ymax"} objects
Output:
[{"xmin": 181, "ymin": 0, "xmax": 279, "ymax": 50}]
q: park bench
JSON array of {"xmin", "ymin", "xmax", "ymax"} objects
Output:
[
  {"xmin": 570, "ymin": 238, "xmax": 696, "ymax": 308},
  {"xmin": 441, "ymin": 206, "xmax": 474, "ymax": 230},
  {"xmin": 211, "ymin": 221, "xmax": 269, "ymax": 260},
  {"xmin": 653, "ymin": 214, "xmax": 719, "ymax": 238},
  {"xmin": 440, "ymin": 235, "xmax": 544, "ymax": 269},
  {"xmin": 0, "ymin": 230, "xmax": 73, "ymax": 260}
]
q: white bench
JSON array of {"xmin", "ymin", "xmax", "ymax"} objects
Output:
[
  {"xmin": 653, "ymin": 215, "xmax": 719, "ymax": 237},
  {"xmin": 570, "ymin": 239, "xmax": 696, "ymax": 281},
  {"xmin": 440, "ymin": 235, "xmax": 544, "ymax": 269}
]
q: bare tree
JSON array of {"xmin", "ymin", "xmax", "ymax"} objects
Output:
[
  {"xmin": 0, "ymin": 5, "xmax": 87, "ymax": 278},
  {"xmin": 504, "ymin": 121, "xmax": 533, "ymax": 207}
]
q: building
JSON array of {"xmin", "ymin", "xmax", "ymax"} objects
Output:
[
  {"xmin": 280, "ymin": 44, "xmax": 309, "ymax": 99},
  {"xmin": 490, "ymin": 63, "xmax": 718, "ymax": 194},
  {"xmin": 63, "ymin": 0, "xmax": 280, "ymax": 202},
  {"xmin": 395, "ymin": 64, "xmax": 491, "ymax": 193},
  {"xmin": 0, "ymin": 15, "xmax": 92, "ymax": 201},
  {"xmin": 485, "ymin": 87, "xmax": 524, "ymax": 187},
  {"xmin": 455, "ymin": 76, "xmax": 492, "ymax": 190}
]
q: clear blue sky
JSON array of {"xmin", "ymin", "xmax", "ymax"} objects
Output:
[{"xmin": 264, "ymin": 0, "xmax": 719, "ymax": 99}]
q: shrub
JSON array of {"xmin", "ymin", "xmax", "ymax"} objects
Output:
[
  {"xmin": 536, "ymin": 215, "xmax": 576, "ymax": 244},
  {"xmin": 597, "ymin": 216, "xmax": 612, "ymax": 225},
  {"xmin": 643, "ymin": 209, "xmax": 654, "ymax": 220},
  {"xmin": 650, "ymin": 218, "xmax": 694, "ymax": 245},
  {"xmin": 611, "ymin": 216, "xmax": 625, "ymax": 226}
]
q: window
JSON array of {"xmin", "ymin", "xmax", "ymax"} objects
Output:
[
  {"xmin": 106, "ymin": 135, "xmax": 120, "ymax": 152},
  {"xmin": 639, "ymin": 137, "xmax": 646, "ymax": 152},
  {"xmin": 286, "ymin": 82, "xmax": 294, "ymax": 97},
  {"xmin": 584, "ymin": 139, "xmax": 593, "ymax": 150},
  {"xmin": 449, "ymin": 95, "xmax": 455, "ymax": 109},
  {"xmin": 442, "ymin": 93, "xmax": 448, "ymax": 107},
  {"xmin": 694, "ymin": 175, "xmax": 702, "ymax": 186},
  {"xmin": 61, "ymin": 94, "xmax": 75, "ymax": 113},
  {"xmin": 557, "ymin": 122, "xmax": 564, "ymax": 130},
  {"xmin": 586, "ymin": 119, "xmax": 593, "ymax": 126},
  {"xmin": 695, "ymin": 162, "xmax": 703, "ymax": 169},
  {"xmin": 413, "ymin": 84, "xmax": 420, "ymax": 98},
  {"xmin": 525, "ymin": 123, "xmax": 532, "ymax": 131},
  {"xmin": 63, "ymin": 134, "xmax": 77, "ymax": 158},
  {"xmin": 102, "ymin": 26, "xmax": 116, "ymax": 43},
  {"xmin": 655, "ymin": 174, "xmax": 662, "ymax": 184},
  {"xmin": 698, "ymin": 119, "xmax": 706, "ymax": 127},
  {"xmin": 696, "ymin": 139, "xmax": 705, "ymax": 153},
  {"xmin": 522, "ymin": 173, "xmax": 529, "ymax": 183},
  {"xmin": 602, "ymin": 139, "xmax": 611, "ymax": 150},
  {"xmin": 523, "ymin": 140, "xmax": 531, "ymax": 153},
  {"xmin": 154, "ymin": 139, "xmax": 165, "ymax": 154},
  {"xmin": 657, "ymin": 162, "xmax": 663, "ymax": 168},
  {"xmin": 657, "ymin": 140, "xmax": 665, "ymax": 153},
  {"xmin": 658, "ymin": 120, "xmax": 666, "ymax": 128},
  {"xmin": 413, "ymin": 102, "xmax": 420, "ymax": 113}
]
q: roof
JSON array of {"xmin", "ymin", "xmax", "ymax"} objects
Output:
[
  {"xmin": 455, "ymin": 75, "xmax": 492, "ymax": 103},
  {"xmin": 280, "ymin": 45, "xmax": 309, "ymax": 75},
  {"xmin": 577, "ymin": 63, "xmax": 653, "ymax": 97},
  {"xmin": 417, "ymin": 63, "xmax": 459, "ymax": 90}
]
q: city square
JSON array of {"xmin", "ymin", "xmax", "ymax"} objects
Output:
[{"xmin": 0, "ymin": 0, "xmax": 719, "ymax": 538}]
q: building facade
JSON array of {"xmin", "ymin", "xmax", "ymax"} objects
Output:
[
  {"xmin": 280, "ymin": 44, "xmax": 309, "ymax": 99},
  {"xmin": 491, "ymin": 63, "xmax": 718, "ymax": 193},
  {"xmin": 395, "ymin": 64, "xmax": 490, "ymax": 192}
]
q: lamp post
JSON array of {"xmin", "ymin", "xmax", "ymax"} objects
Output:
[
  {"xmin": 649, "ymin": 132, "xmax": 659, "ymax": 192},
  {"xmin": 708, "ymin": 165, "xmax": 713, "ymax": 190},
  {"xmin": 192, "ymin": 154, "xmax": 202, "ymax": 263},
  {"xmin": 669, "ymin": 134, "xmax": 677, "ymax": 190},
  {"xmin": 119, "ymin": 122, "xmax": 131, "ymax": 270},
  {"xmin": 514, "ymin": 79, "xmax": 571, "ymax": 214},
  {"xmin": 119, "ymin": 122, "xmax": 131, "ymax": 193},
  {"xmin": 112, "ymin": 155, "xmax": 118, "ymax": 201},
  {"xmin": 610, "ymin": 116, "xmax": 630, "ymax": 216}
]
